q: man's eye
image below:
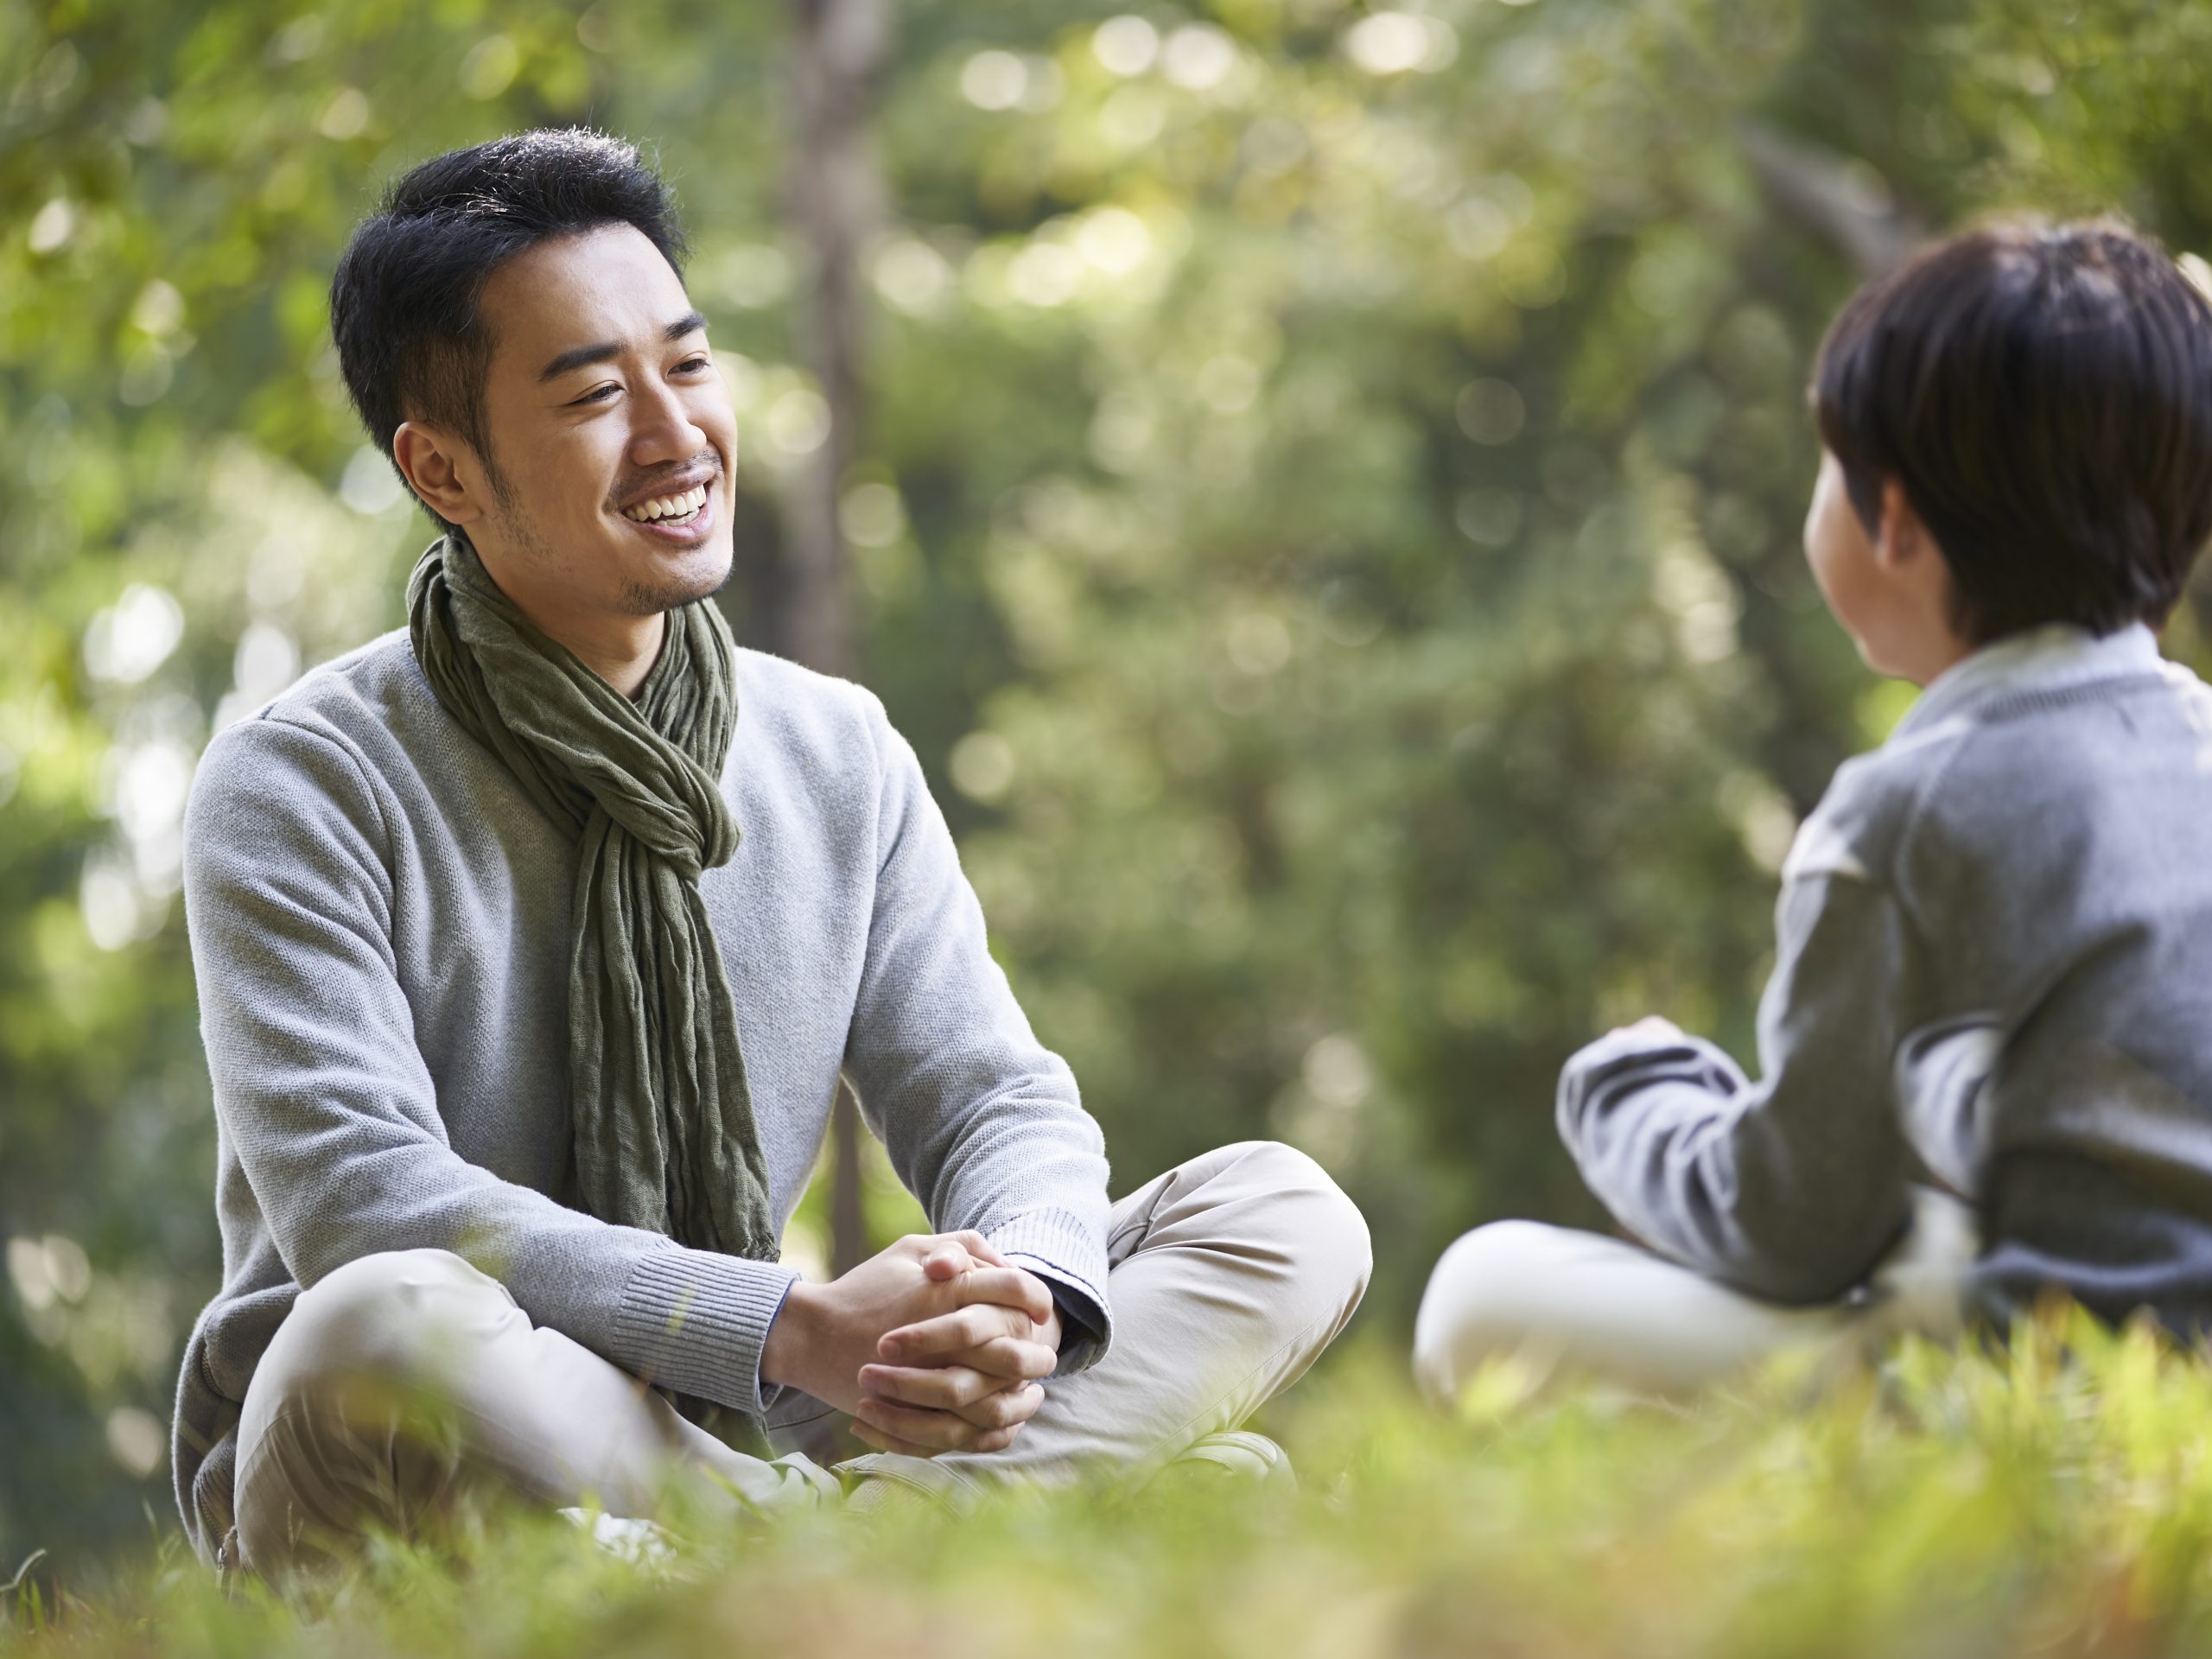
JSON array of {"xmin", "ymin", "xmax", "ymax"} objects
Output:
[
  {"xmin": 676, "ymin": 356, "xmax": 710, "ymax": 373},
  {"xmin": 575, "ymin": 385, "xmax": 620, "ymax": 404}
]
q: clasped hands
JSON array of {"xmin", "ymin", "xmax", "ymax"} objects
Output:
[{"xmin": 760, "ymin": 1230, "xmax": 1061, "ymax": 1457}]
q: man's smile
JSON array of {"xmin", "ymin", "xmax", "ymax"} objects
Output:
[
  {"xmin": 620, "ymin": 482, "xmax": 707, "ymax": 524},
  {"xmin": 612, "ymin": 458, "xmax": 723, "ymax": 546},
  {"xmin": 616, "ymin": 482, "xmax": 716, "ymax": 546}
]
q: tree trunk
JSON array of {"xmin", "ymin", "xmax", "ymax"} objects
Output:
[
  {"xmin": 784, "ymin": 0, "xmax": 888, "ymax": 1277},
  {"xmin": 1736, "ymin": 122, "xmax": 1926, "ymax": 277}
]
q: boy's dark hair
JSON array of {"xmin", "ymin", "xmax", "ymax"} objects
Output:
[
  {"xmin": 330, "ymin": 129, "xmax": 688, "ymax": 522},
  {"xmin": 1811, "ymin": 219, "xmax": 2212, "ymax": 642}
]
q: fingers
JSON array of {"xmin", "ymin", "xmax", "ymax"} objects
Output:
[
  {"xmin": 851, "ymin": 1420, "xmax": 1020, "ymax": 1456},
  {"xmin": 857, "ymin": 1343, "xmax": 1052, "ymax": 1417},
  {"xmin": 901, "ymin": 1232, "xmax": 977, "ymax": 1282},
  {"xmin": 951, "ymin": 1266, "xmax": 1055, "ymax": 1325},
  {"xmin": 853, "ymin": 1395, "xmax": 982, "ymax": 1451},
  {"xmin": 854, "ymin": 1389, "xmax": 1039, "ymax": 1451},
  {"xmin": 879, "ymin": 1304, "xmax": 1026, "ymax": 1362},
  {"xmin": 917, "ymin": 1230, "xmax": 1015, "ymax": 1284},
  {"xmin": 854, "ymin": 1371, "xmax": 1044, "ymax": 1433},
  {"xmin": 858, "ymin": 1363, "xmax": 998, "ymax": 1411},
  {"xmin": 955, "ymin": 1381, "xmax": 1044, "ymax": 1432},
  {"xmin": 957, "ymin": 1335, "xmax": 1058, "ymax": 1381},
  {"xmin": 870, "ymin": 1270, "xmax": 1052, "ymax": 1366},
  {"xmin": 920, "ymin": 1244, "xmax": 969, "ymax": 1283},
  {"xmin": 948, "ymin": 1230, "xmax": 1012, "ymax": 1268}
]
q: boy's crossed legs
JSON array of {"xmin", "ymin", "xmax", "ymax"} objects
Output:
[{"xmin": 1412, "ymin": 1187, "xmax": 1977, "ymax": 1405}]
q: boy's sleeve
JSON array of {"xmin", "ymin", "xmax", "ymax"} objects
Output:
[
  {"xmin": 840, "ymin": 696, "xmax": 1116, "ymax": 1373},
  {"xmin": 1555, "ymin": 830, "xmax": 1916, "ymax": 1304}
]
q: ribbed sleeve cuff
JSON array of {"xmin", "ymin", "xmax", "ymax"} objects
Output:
[
  {"xmin": 611, "ymin": 1247, "xmax": 801, "ymax": 1414},
  {"xmin": 1555, "ymin": 1024, "xmax": 1746, "ymax": 1155},
  {"xmin": 987, "ymin": 1208, "xmax": 1112, "ymax": 1376}
]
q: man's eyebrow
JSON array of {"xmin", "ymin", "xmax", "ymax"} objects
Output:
[{"xmin": 538, "ymin": 312, "xmax": 709, "ymax": 383}]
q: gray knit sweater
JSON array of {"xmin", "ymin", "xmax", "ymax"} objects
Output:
[
  {"xmin": 170, "ymin": 630, "xmax": 1110, "ymax": 1563},
  {"xmin": 1560, "ymin": 624, "xmax": 2212, "ymax": 1329}
]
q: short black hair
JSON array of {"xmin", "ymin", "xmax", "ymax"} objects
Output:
[
  {"xmin": 1811, "ymin": 219, "xmax": 2212, "ymax": 642},
  {"xmin": 330, "ymin": 129, "xmax": 689, "ymax": 524}
]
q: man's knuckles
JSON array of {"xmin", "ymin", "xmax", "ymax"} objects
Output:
[
  {"xmin": 999, "ymin": 1338, "xmax": 1058, "ymax": 1378},
  {"xmin": 866, "ymin": 1363, "xmax": 990, "ymax": 1408},
  {"xmin": 862, "ymin": 1398, "xmax": 986, "ymax": 1450},
  {"xmin": 961, "ymin": 1383, "xmax": 1039, "ymax": 1429},
  {"xmin": 887, "ymin": 1307, "xmax": 992, "ymax": 1357},
  {"xmin": 955, "ymin": 1268, "xmax": 1050, "ymax": 1319}
]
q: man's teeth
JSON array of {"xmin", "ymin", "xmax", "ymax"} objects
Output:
[{"xmin": 621, "ymin": 483, "xmax": 709, "ymax": 523}]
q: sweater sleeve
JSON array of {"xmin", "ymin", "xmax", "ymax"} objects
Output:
[
  {"xmin": 184, "ymin": 714, "xmax": 798, "ymax": 1412},
  {"xmin": 1555, "ymin": 839, "xmax": 1917, "ymax": 1304},
  {"xmin": 841, "ymin": 698, "xmax": 1115, "ymax": 1372}
]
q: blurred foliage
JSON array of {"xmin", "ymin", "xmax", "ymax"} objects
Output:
[
  {"xmin": 18, "ymin": 1313, "xmax": 2212, "ymax": 1656},
  {"xmin": 6, "ymin": 0, "xmax": 2212, "ymax": 1573}
]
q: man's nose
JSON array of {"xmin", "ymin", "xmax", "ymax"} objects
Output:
[{"xmin": 628, "ymin": 378, "xmax": 710, "ymax": 466}]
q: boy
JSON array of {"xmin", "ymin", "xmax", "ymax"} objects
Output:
[{"xmin": 1414, "ymin": 221, "xmax": 2212, "ymax": 1402}]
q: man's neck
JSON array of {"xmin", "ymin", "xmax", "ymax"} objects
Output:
[
  {"xmin": 534, "ymin": 606, "xmax": 667, "ymax": 700},
  {"xmin": 466, "ymin": 535, "xmax": 668, "ymax": 698}
]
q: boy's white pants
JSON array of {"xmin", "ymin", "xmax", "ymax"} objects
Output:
[{"xmin": 1413, "ymin": 1187, "xmax": 1978, "ymax": 1404}]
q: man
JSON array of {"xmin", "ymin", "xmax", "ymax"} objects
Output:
[{"xmin": 171, "ymin": 129, "xmax": 1370, "ymax": 1576}]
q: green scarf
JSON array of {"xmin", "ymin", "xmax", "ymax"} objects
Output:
[{"xmin": 405, "ymin": 533, "xmax": 779, "ymax": 1265}]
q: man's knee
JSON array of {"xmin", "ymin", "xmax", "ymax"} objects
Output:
[
  {"xmin": 1215, "ymin": 1140, "xmax": 1373, "ymax": 1319},
  {"xmin": 261, "ymin": 1248, "xmax": 509, "ymax": 1409},
  {"xmin": 236, "ymin": 1250, "xmax": 511, "ymax": 1577}
]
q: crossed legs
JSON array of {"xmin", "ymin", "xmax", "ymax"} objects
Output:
[
  {"xmin": 231, "ymin": 1141, "xmax": 1370, "ymax": 1575},
  {"xmin": 1411, "ymin": 1187, "xmax": 1978, "ymax": 1406}
]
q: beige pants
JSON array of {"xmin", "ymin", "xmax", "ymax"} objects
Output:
[
  {"xmin": 1411, "ymin": 1188, "xmax": 1978, "ymax": 1405},
  {"xmin": 232, "ymin": 1141, "xmax": 1370, "ymax": 1574}
]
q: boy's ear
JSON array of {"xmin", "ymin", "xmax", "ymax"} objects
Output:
[
  {"xmin": 1872, "ymin": 477, "xmax": 1931, "ymax": 570},
  {"xmin": 391, "ymin": 421, "xmax": 485, "ymax": 525}
]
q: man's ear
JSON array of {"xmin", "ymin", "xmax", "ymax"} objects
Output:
[
  {"xmin": 391, "ymin": 422, "xmax": 485, "ymax": 525},
  {"xmin": 1872, "ymin": 476, "xmax": 1931, "ymax": 571}
]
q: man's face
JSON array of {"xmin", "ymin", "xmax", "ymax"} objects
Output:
[{"xmin": 463, "ymin": 223, "xmax": 737, "ymax": 623}]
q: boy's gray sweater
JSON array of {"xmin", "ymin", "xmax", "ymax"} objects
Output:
[
  {"xmin": 1560, "ymin": 624, "xmax": 2212, "ymax": 1326},
  {"xmin": 170, "ymin": 631, "xmax": 1110, "ymax": 1564}
]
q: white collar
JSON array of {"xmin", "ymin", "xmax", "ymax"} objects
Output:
[{"xmin": 1892, "ymin": 621, "xmax": 2164, "ymax": 741}]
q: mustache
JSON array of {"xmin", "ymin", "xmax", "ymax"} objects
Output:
[{"xmin": 608, "ymin": 450, "xmax": 722, "ymax": 508}]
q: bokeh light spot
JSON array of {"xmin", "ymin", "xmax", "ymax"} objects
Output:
[{"xmin": 1092, "ymin": 16, "xmax": 1159, "ymax": 76}]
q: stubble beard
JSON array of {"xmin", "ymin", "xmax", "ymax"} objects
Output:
[
  {"xmin": 485, "ymin": 472, "xmax": 734, "ymax": 620},
  {"xmin": 613, "ymin": 551, "xmax": 733, "ymax": 618}
]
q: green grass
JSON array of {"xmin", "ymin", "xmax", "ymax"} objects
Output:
[{"xmin": 13, "ymin": 1310, "xmax": 2212, "ymax": 1658}]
